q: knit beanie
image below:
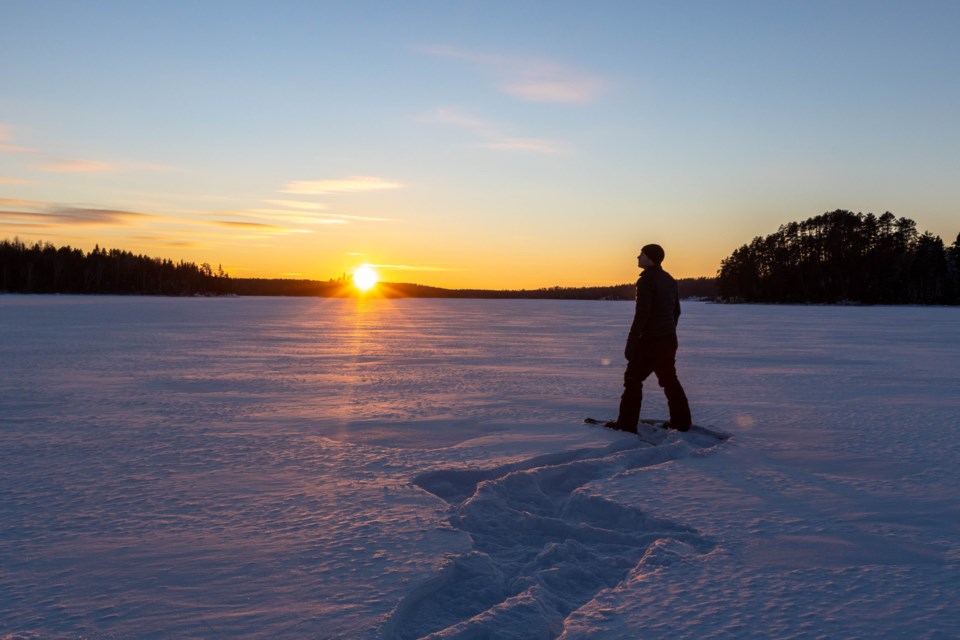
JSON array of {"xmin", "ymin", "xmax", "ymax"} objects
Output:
[{"xmin": 641, "ymin": 243, "xmax": 665, "ymax": 265}]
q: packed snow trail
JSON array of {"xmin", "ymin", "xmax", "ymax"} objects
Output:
[{"xmin": 385, "ymin": 426, "xmax": 729, "ymax": 640}]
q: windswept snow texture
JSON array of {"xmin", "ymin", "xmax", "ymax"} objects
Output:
[
  {"xmin": 386, "ymin": 430, "xmax": 726, "ymax": 640},
  {"xmin": 1, "ymin": 296, "xmax": 959, "ymax": 639}
]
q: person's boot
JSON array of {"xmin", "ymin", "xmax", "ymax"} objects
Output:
[
  {"xmin": 612, "ymin": 379, "xmax": 643, "ymax": 434},
  {"xmin": 604, "ymin": 420, "xmax": 638, "ymax": 434},
  {"xmin": 608, "ymin": 399, "xmax": 640, "ymax": 433},
  {"xmin": 664, "ymin": 381, "xmax": 691, "ymax": 432}
]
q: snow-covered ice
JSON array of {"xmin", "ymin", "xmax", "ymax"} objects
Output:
[{"xmin": 1, "ymin": 296, "xmax": 958, "ymax": 639}]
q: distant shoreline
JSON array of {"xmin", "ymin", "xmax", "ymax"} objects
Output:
[{"xmin": 0, "ymin": 276, "xmax": 719, "ymax": 301}]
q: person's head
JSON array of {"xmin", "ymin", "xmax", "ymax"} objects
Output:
[{"xmin": 638, "ymin": 244, "xmax": 665, "ymax": 269}]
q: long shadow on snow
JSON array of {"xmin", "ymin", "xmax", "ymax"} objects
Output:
[{"xmin": 384, "ymin": 427, "xmax": 728, "ymax": 640}]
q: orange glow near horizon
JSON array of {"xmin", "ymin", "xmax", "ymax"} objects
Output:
[{"xmin": 0, "ymin": 229, "xmax": 722, "ymax": 290}]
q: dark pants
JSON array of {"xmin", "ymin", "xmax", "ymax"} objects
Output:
[{"xmin": 618, "ymin": 335, "xmax": 691, "ymax": 429}]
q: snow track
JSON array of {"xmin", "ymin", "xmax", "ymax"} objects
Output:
[{"xmin": 385, "ymin": 428, "xmax": 728, "ymax": 640}]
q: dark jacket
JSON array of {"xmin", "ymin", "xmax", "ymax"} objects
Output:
[{"xmin": 625, "ymin": 265, "xmax": 680, "ymax": 358}]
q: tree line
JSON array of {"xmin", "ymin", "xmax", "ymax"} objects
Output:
[
  {"xmin": 717, "ymin": 210, "xmax": 960, "ymax": 304},
  {"xmin": 0, "ymin": 239, "xmax": 232, "ymax": 295}
]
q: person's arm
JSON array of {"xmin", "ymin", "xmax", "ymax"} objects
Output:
[
  {"xmin": 674, "ymin": 281, "xmax": 681, "ymax": 327},
  {"xmin": 625, "ymin": 276, "xmax": 652, "ymax": 360}
]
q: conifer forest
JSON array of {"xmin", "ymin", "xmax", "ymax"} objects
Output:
[{"xmin": 716, "ymin": 210, "xmax": 960, "ymax": 304}]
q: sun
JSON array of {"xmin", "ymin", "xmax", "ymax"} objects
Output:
[{"xmin": 352, "ymin": 264, "xmax": 379, "ymax": 292}]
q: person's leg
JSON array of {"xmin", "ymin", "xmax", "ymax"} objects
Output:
[
  {"xmin": 653, "ymin": 337, "xmax": 691, "ymax": 430},
  {"xmin": 615, "ymin": 351, "xmax": 656, "ymax": 431}
]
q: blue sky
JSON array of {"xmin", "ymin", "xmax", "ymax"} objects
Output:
[{"xmin": 2, "ymin": 0, "xmax": 958, "ymax": 287}]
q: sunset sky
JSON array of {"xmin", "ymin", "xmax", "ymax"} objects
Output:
[{"xmin": 2, "ymin": 1, "xmax": 959, "ymax": 289}]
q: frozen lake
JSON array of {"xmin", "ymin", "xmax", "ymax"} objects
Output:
[{"xmin": 1, "ymin": 296, "xmax": 959, "ymax": 639}]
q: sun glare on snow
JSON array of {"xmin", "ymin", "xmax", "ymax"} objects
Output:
[{"xmin": 353, "ymin": 265, "xmax": 379, "ymax": 292}]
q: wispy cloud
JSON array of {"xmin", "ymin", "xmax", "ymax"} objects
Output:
[
  {"xmin": 324, "ymin": 212, "xmax": 394, "ymax": 222},
  {"xmin": 0, "ymin": 178, "xmax": 31, "ymax": 184},
  {"xmin": 0, "ymin": 143, "xmax": 37, "ymax": 154},
  {"xmin": 179, "ymin": 209, "xmax": 321, "ymax": 236},
  {"xmin": 246, "ymin": 209, "xmax": 350, "ymax": 224},
  {"xmin": 372, "ymin": 263, "xmax": 464, "ymax": 272},
  {"xmin": 281, "ymin": 176, "xmax": 403, "ymax": 195},
  {"xmin": 30, "ymin": 157, "xmax": 178, "ymax": 174},
  {"xmin": 33, "ymin": 159, "xmax": 114, "ymax": 173},
  {"xmin": 58, "ymin": 207, "xmax": 152, "ymax": 224},
  {"xmin": 255, "ymin": 196, "xmax": 396, "ymax": 223},
  {"xmin": 125, "ymin": 236, "xmax": 202, "ymax": 249},
  {"xmin": 0, "ymin": 198, "xmax": 46, "ymax": 209},
  {"xmin": 204, "ymin": 219, "xmax": 312, "ymax": 237},
  {"xmin": 252, "ymin": 208, "xmax": 390, "ymax": 223},
  {"xmin": 502, "ymin": 76, "xmax": 607, "ymax": 104},
  {"xmin": 0, "ymin": 204, "xmax": 155, "ymax": 226},
  {"xmin": 420, "ymin": 106, "xmax": 567, "ymax": 154},
  {"xmin": 0, "ymin": 197, "xmax": 318, "ymax": 241},
  {"xmin": 418, "ymin": 45, "xmax": 608, "ymax": 104},
  {"xmin": 264, "ymin": 199, "xmax": 330, "ymax": 211},
  {"xmin": 212, "ymin": 220, "xmax": 305, "ymax": 231}
]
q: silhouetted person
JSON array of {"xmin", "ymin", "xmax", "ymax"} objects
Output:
[{"xmin": 608, "ymin": 244, "xmax": 692, "ymax": 433}]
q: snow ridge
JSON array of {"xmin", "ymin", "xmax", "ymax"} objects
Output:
[{"xmin": 385, "ymin": 428, "xmax": 728, "ymax": 640}]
